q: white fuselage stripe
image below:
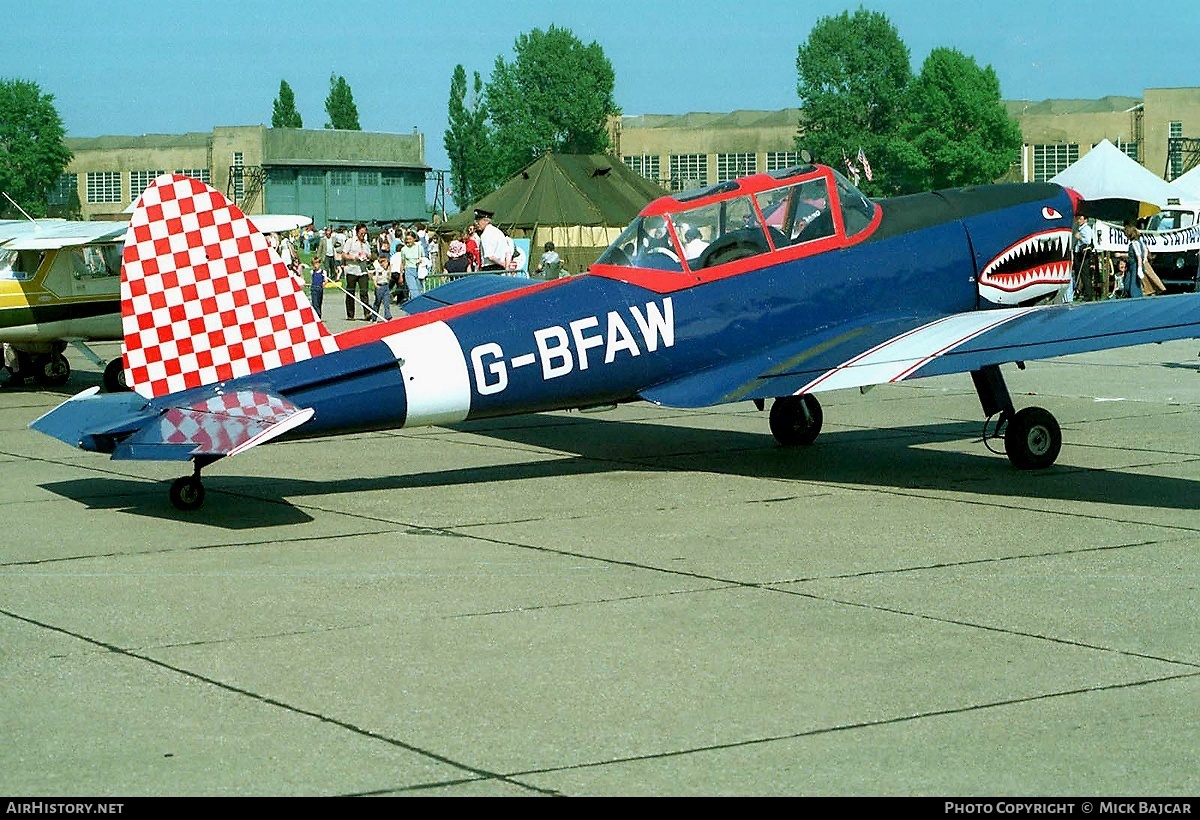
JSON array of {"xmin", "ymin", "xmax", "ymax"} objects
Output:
[
  {"xmin": 382, "ymin": 322, "xmax": 471, "ymax": 426},
  {"xmin": 797, "ymin": 307, "xmax": 1038, "ymax": 394}
]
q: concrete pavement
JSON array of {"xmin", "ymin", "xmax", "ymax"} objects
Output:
[{"xmin": 1, "ymin": 334, "xmax": 1197, "ymax": 795}]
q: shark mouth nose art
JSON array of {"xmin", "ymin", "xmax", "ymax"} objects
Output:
[{"xmin": 979, "ymin": 229, "xmax": 1073, "ymax": 293}]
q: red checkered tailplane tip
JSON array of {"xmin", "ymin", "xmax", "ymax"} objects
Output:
[{"xmin": 121, "ymin": 174, "xmax": 339, "ymax": 399}]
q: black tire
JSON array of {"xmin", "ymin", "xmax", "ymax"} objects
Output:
[
  {"xmin": 102, "ymin": 358, "xmax": 128, "ymax": 393},
  {"xmin": 169, "ymin": 476, "xmax": 206, "ymax": 511},
  {"xmin": 1004, "ymin": 407, "xmax": 1061, "ymax": 470},
  {"xmin": 769, "ymin": 394, "xmax": 823, "ymax": 446},
  {"xmin": 33, "ymin": 353, "xmax": 70, "ymax": 388}
]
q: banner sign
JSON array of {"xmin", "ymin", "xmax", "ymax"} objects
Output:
[{"xmin": 1093, "ymin": 220, "xmax": 1200, "ymax": 252}]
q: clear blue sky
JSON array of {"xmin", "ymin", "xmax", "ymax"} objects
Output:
[{"xmin": 10, "ymin": 0, "xmax": 1197, "ymax": 179}]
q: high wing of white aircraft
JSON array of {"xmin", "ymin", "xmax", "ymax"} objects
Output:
[{"xmin": 0, "ymin": 219, "xmax": 129, "ymax": 389}]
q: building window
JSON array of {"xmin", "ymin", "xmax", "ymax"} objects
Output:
[
  {"xmin": 329, "ymin": 170, "xmax": 353, "ymax": 186},
  {"xmin": 1032, "ymin": 144, "xmax": 1078, "ymax": 182},
  {"xmin": 129, "ymin": 170, "xmax": 166, "ymax": 199},
  {"xmin": 267, "ymin": 168, "xmax": 297, "ymax": 184},
  {"xmin": 766, "ymin": 151, "xmax": 802, "ymax": 172},
  {"xmin": 48, "ymin": 173, "xmax": 77, "ymax": 206},
  {"xmin": 381, "ymin": 170, "xmax": 407, "ymax": 187},
  {"xmin": 175, "ymin": 168, "xmax": 211, "ymax": 184},
  {"xmin": 1114, "ymin": 139, "xmax": 1139, "ymax": 162},
  {"xmin": 232, "ymin": 152, "xmax": 245, "ymax": 201},
  {"xmin": 1169, "ymin": 121, "xmax": 1184, "ymax": 179},
  {"xmin": 717, "ymin": 152, "xmax": 757, "ymax": 181},
  {"xmin": 357, "ymin": 171, "xmax": 380, "ymax": 186},
  {"xmin": 300, "ymin": 170, "xmax": 324, "ymax": 185},
  {"xmin": 669, "ymin": 154, "xmax": 708, "ymax": 191},
  {"xmin": 623, "ymin": 154, "xmax": 660, "ymax": 181},
  {"xmin": 86, "ymin": 171, "xmax": 122, "ymax": 204}
]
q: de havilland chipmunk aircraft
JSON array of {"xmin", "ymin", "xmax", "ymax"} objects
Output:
[{"xmin": 30, "ymin": 168, "xmax": 1200, "ymax": 510}]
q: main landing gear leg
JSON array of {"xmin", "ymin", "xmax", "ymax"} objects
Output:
[
  {"xmin": 169, "ymin": 457, "xmax": 217, "ymax": 511},
  {"xmin": 972, "ymin": 365, "xmax": 1062, "ymax": 470}
]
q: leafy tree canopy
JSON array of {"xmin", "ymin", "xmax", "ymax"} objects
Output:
[
  {"xmin": 796, "ymin": 9, "xmax": 1021, "ymax": 195},
  {"xmin": 272, "ymin": 79, "xmax": 303, "ymax": 128},
  {"xmin": 484, "ymin": 25, "xmax": 618, "ymax": 183},
  {"xmin": 444, "ymin": 65, "xmax": 493, "ymax": 211},
  {"xmin": 324, "ymin": 73, "xmax": 360, "ymax": 130},
  {"xmin": 796, "ymin": 7, "xmax": 911, "ymax": 195},
  {"xmin": 896, "ymin": 48, "xmax": 1023, "ymax": 191},
  {"xmin": 0, "ymin": 78, "xmax": 72, "ymax": 218}
]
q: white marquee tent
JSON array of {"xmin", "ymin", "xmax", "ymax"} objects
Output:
[
  {"xmin": 1051, "ymin": 139, "xmax": 1182, "ymax": 219},
  {"xmin": 1170, "ymin": 164, "xmax": 1200, "ymax": 199}
]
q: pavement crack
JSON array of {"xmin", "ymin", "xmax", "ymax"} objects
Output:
[{"xmin": 0, "ymin": 606, "xmax": 555, "ymax": 795}]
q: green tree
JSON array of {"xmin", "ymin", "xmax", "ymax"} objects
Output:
[
  {"xmin": 485, "ymin": 25, "xmax": 618, "ymax": 182},
  {"xmin": 444, "ymin": 65, "xmax": 493, "ymax": 210},
  {"xmin": 895, "ymin": 48, "xmax": 1022, "ymax": 191},
  {"xmin": 324, "ymin": 73, "xmax": 360, "ymax": 130},
  {"xmin": 795, "ymin": 8, "xmax": 912, "ymax": 195},
  {"xmin": 272, "ymin": 79, "xmax": 303, "ymax": 128},
  {"xmin": 0, "ymin": 78, "xmax": 72, "ymax": 218}
]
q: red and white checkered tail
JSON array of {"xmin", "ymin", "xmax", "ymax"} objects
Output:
[{"xmin": 121, "ymin": 174, "xmax": 339, "ymax": 399}]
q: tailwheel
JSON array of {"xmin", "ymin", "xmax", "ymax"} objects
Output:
[
  {"xmin": 769, "ymin": 394, "xmax": 823, "ymax": 446},
  {"xmin": 169, "ymin": 476, "xmax": 206, "ymax": 511},
  {"xmin": 1003, "ymin": 407, "xmax": 1062, "ymax": 470},
  {"xmin": 102, "ymin": 358, "xmax": 128, "ymax": 393},
  {"xmin": 34, "ymin": 353, "xmax": 71, "ymax": 388}
]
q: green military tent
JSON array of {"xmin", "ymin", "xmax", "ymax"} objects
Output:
[{"xmin": 439, "ymin": 153, "xmax": 667, "ymax": 276}]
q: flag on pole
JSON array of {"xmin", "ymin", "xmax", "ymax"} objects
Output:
[
  {"xmin": 857, "ymin": 147, "xmax": 873, "ymax": 182},
  {"xmin": 843, "ymin": 151, "xmax": 861, "ymax": 186}
]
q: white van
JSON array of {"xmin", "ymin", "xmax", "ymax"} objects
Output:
[{"xmin": 1143, "ymin": 198, "xmax": 1200, "ymax": 292}]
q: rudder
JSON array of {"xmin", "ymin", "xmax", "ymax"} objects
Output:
[{"xmin": 121, "ymin": 174, "xmax": 338, "ymax": 399}]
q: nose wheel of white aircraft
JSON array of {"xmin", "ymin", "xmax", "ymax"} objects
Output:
[
  {"xmin": 769, "ymin": 394, "xmax": 823, "ymax": 446},
  {"xmin": 102, "ymin": 358, "xmax": 128, "ymax": 393}
]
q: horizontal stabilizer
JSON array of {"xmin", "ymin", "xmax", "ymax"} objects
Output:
[
  {"xmin": 401, "ymin": 274, "xmax": 540, "ymax": 315},
  {"xmin": 112, "ymin": 389, "xmax": 314, "ymax": 461}
]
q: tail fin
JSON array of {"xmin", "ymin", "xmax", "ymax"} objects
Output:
[{"xmin": 121, "ymin": 174, "xmax": 338, "ymax": 399}]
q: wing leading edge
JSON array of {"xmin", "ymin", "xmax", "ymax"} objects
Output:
[{"xmin": 640, "ymin": 294, "xmax": 1200, "ymax": 408}]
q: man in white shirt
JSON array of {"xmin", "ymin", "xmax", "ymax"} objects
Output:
[
  {"xmin": 1073, "ymin": 214, "xmax": 1097, "ymax": 301},
  {"xmin": 340, "ymin": 223, "xmax": 372, "ymax": 320},
  {"xmin": 474, "ymin": 209, "xmax": 515, "ymax": 271}
]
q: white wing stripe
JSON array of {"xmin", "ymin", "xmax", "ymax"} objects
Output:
[{"xmin": 797, "ymin": 307, "xmax": 1038, "ymax": 394}]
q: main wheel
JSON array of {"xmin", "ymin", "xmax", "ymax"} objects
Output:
[
  {"xmin": 102, "ymin": 358, "xmax": 128, "ymax": 393},
  {"xmin": 769, "ymin": 394, "xmax": 823, "ymax": 446},
  {"xmin": 33, "ymin": 353, "xmax": 70, "ymax": 388},
  {"xmin": 169, "ymin": 476, "xmax": 206, "ymax": 511},
  {"xmin": 1004, "ymin": 407, "xmax": 1061, "ymax": 470}
]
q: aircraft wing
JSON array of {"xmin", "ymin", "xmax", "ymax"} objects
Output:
[
  {"xmin": 641, "ymin": 294, "xmax": 1200, "ymax": 408},
  {"xmin": 0, "ymin": 220, "xmax": 128, "ymax": 250},
  {"xmin": 31, "ymin": 386, "xmax": 314, "ymax": 461},
  {"xmin": 249, "ymin": 214, "xmax": 313, "ymax": 234}
]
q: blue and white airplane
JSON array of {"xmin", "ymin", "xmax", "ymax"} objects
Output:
[{"xmin": 30, "ymin": 169, "xmax": 1200, "ymax": 510}]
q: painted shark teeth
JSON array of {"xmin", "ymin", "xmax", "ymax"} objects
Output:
[{"xmin": 979, "ymin": 229, "xmax": 1072, "ymax": 289}]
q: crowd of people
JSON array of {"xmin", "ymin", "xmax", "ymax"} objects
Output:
[
  {"xmin": 1070, "ymin": 214, "xmax": 1168, "ymax": 301},
  {"xmin": 270, "ymin": 210, "xmax": 572, "ymax": 323}
]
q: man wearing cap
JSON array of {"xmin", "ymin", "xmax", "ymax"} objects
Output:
[{"xmin": 474, "ymin": 209, "xmax": 514, "ymax": 272}]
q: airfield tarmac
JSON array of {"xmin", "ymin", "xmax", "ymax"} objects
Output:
[{"xmin": 1, "ymin": 324, "xmax": 1198, "ymax": 796}]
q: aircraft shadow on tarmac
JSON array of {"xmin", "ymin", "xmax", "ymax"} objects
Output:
[{"xmin": 38, "ymin": 412, "xmax": 1200, "ymax": 529}]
